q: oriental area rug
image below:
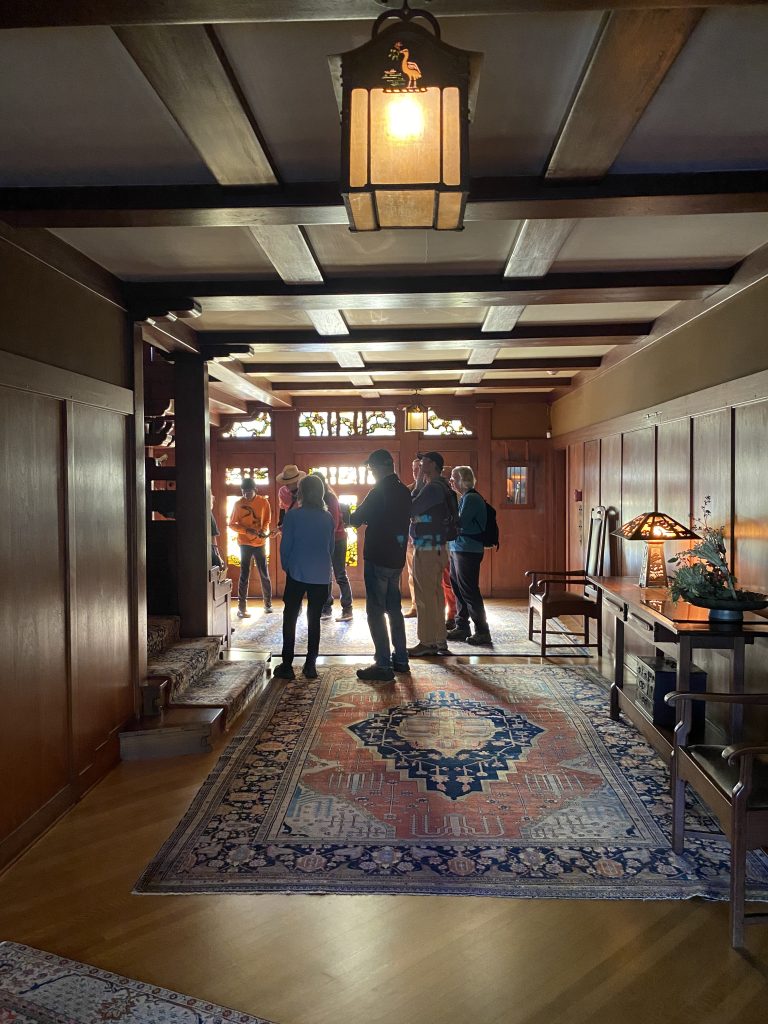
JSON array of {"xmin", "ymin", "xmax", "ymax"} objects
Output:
[
  {"xmin": 232, "ymin": 600, "xmax": 587, "ymax": 657},
  {"xmin": 0, "ymin": 942, "xmax": 275, "ymax": 1023},
  {"xmin": 135, "ymin": 663, "xmax": 768, "ymax": 902}
]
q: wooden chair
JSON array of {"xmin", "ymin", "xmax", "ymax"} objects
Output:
[
  {"xmin": 665, "ymin": 690, "xmax": 768, "ymax": 947},
  {"xmin": 525, "ymin": 505, "xmax": 607, "ymax": 657}
]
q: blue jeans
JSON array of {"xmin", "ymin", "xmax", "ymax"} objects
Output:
[
  {"xmin": 322, "ymin": 536, "xmax": 353, "ymax": 613},
  {"xmin": 364, "ymin": 561, "xmax": 408, "ymax": 668}
]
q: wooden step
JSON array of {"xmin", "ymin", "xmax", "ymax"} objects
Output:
[{"xmin": 119, "ymin": 707, "xmax": 224, "ymax": 761}]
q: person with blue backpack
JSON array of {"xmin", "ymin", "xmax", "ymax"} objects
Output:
[{"xmin": 447, "ymin": 465, "xmax": 494, "ymax": 645}]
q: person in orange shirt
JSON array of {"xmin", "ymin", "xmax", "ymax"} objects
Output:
[{"xmin": 229, "ymin": 477, "xmax": 272, "ymax": 618}]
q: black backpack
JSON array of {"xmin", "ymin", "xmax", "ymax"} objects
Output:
[
  {"xmin": 467, "ymin": 490, "xmax": 500, "ymax": 550},
  {"xmin": 437, "ymin": 478, "xmax": 460, "ymax": 542}
]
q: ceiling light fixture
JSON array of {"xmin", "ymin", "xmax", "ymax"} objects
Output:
[
  {"xmin": 404, "ymin": 391, "xmax": 428, "ymax": 431},
  {"xmin": 330, "ymin": 1, "xmax": 481, "ymax": 231}
]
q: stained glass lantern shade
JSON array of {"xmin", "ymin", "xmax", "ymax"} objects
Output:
[
  {"xmin": 330, "ymin": 16, "xmax": 480, "ymax": 231},
  {"xmin": 613, "ymin": 512, "xmax": 699, "ymax": 588}
]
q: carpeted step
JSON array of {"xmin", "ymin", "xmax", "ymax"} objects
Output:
[
  {"xmin": 170, "ymin": 659, "xmax": 269, "ymax": 730},
  {"xmin": 148, "ymin": 636, "xmax": 222, "ymax": 698},
  {"xmin": 147, "ymin": 614, "xmax": 181, "ymax": 657}
]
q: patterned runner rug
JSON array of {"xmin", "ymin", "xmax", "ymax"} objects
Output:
[
  {"xmin": 0, "ymin": 942, "xmax": 275, "ymax": 1023},
  {"xmin": 135, "ymin": 663, "xmax": 768, "ymax": 901},
  {"xmin": 231, "ymin": 601, "xmax": 587, "ymax": 657}
]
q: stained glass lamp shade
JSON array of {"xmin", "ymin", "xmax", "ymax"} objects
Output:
[{"xmin": 613, "ymin": 512, "xmax": 699, "ymax": 588}]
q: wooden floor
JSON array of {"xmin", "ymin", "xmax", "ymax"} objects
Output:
[{"xmin": 2, "ymin": 634, "xmax": 768, "ymax": 1023}]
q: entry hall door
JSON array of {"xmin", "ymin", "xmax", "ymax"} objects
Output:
[
  {"xmin": 214, "ymin": 456, "xmax": 277, "ymax": 599},
  {"xmin": 300, "ymin": 449, "xmax": 381, "ymax": 599}
]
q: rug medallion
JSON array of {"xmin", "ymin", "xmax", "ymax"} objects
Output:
[{"xmin": 135, "ymin": 664, "xmax": 768, "ymax": 901}]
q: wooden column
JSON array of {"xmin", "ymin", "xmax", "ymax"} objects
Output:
[
  {"xmin": 175, "ymin": 355, "xmax": 212, "ymax": 637},
  {"xmin": 130, "ymin": 326, "xmax": 147, "ymax": 706}
]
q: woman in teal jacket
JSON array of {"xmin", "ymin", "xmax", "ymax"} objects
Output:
[{"xmin": 447, "ymin": 466, "xmax": 492, "ymax": 645}]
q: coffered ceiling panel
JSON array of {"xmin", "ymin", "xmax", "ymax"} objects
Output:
[
  {"xmin": 0, "ymin": 28, "xmax": 214, "ymax": 186},
  {"xmin": 51, "ymin": 226, "xmax": 275, "ymax": 279},
  {"xmin": 519, "ymin": 301, "xmax": 679, "ymax": 323},
  {"xmin": 217, "ymin": 11, "xmax": 602, "ymax": 181},
  {"xmin": 613, "ymin": 8, "xmax": 768, "ymax": 173},
  {"xmin": 554, "ymin": 214, "xmax": 768, "ymax": 271},
  {"xmin": 196, "ymin": 309, "xmax": 319, "ymax": 330},
  {"xmin": 343, "ymin": 308, "xmax": 490, "ymax": 328},
  {"xmin": 306, "ymin": 222, "xmax": 521, "ymax": 276}
]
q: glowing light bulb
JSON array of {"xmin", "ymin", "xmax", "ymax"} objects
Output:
[{"xmin": 385, "ymin": 94, "xmax": 425, "ymax": 141}]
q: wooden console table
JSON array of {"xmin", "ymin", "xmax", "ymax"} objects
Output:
[{"xmin": 588, "ymin": 576, "xmax": 768, "ymax": 762}]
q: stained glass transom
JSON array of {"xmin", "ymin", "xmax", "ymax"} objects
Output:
[
  {"xmin": 221, "ymin": 413, "xmax": 272, "ymax": 438},
  {"xmin": 425, "ymin": 410, "xmax": 473, "ymax": 436},
  {"xmin": 298, "ymin": 410, "xmax": 396, "ymax": 437}
]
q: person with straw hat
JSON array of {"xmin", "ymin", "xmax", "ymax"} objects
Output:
[{"xmin": 276, "ymin": 464, "xmax": 307, "ymax": 528}]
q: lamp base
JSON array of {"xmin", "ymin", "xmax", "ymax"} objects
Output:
[{"xmin": 639, "ymin": 542, "xmax": 668, "ymax": 588}]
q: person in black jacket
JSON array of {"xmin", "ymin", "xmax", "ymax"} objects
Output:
[{"xmin": 350, "ymin": 449, "xmax": 413, "ymax": 682}]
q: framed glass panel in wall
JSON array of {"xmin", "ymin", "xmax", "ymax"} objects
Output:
[{"xmin": 220, "ymin": 413, "xmax": 272, "ymax": 438}]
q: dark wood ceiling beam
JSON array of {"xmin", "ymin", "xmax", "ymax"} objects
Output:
[
  {"xmin": 198, "ymin": 323, "xmax": 651, "ymax": 353},
  {"xmin": 129, "ymin": 268, "xmax": 733, "ymax": 313},
  {"xmin": 0, "ymin": 2, "xmax": 752, "ymax": 29},
  {"xmin": 207, "ymin": 359, "xmax": 292, "ymax": 408},
  {"xmin": 141, "ymin": 318, "xmax": 200, "ymax": 354},
  {"xmin": 269, "ymin": 378, "xmax": 570, "ymax": 392},
  {"xmin": 4, "ymin": 172, "xmax": 768, "ymax": 228},
  {"xmin": 114, "ymin": 25, "xmax": 277, "ymax": 186},
  {"xmin": 0, "ymin": 222, "xmax": 126, "ymax": 309},
  {"xmin": 242, "ymin": 357, "xmax": 602, "ymax": 374},
  {"xmin": 546, "ymin": 9, "xmax": 703, "ymax": 180},
  {"xmin": 208, "ymin": 383, "xmax": 248, "ymax": 414}
]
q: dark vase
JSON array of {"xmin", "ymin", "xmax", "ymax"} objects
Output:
[{"xmin": 685, "ymin": 595, "xmax": 768, "ymax": 623}]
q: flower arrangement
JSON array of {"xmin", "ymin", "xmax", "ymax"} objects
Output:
[{"xmin": 668, "ymin": 497, "xmax": 767, "ymax": 608}]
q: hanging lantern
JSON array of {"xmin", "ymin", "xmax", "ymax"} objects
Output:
[
  {"xmin": 330, "ymin": 2, "xmax": 480, "ymax": 231},
  {"xmin": 404, "ymin": 394, "xmax": 428, "ymax": 432}
]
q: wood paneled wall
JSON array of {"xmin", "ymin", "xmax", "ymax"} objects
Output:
[
  {"xmin": 0, "ymin": 241, "xmax": 138, "ymax": 869},
  {"xmin": 561, "ymin": 391, "xmax": 768, "ymax": 703}
]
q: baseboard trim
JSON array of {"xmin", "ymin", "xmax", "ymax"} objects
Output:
[{"xmin": 0, "ymin": 784, "xmax": 76, "ymax": 873}]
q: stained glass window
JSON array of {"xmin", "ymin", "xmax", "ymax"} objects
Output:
[
  {"xmin": 364, "ymin": 410, "xmax": 397, "ymax": 435},
  {"xmin": 298, "ymin": 410, "xmax": 396, "ymax": 437},
  {"xmin": 425, "ymin": 410, "xmax": 473, "ymax": 436},
  {"xmin": 221, "ymin": 413, "xmax": 272, "ymax": 438},
  {"xmin": 310, "ymin": 465, "xmax": 375, "ymax": 486},
  {"xmin": 224, "ymin": 466, "xmax": 270, "ymax": 488}
]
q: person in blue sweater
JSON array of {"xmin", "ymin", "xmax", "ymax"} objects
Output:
[
  {"xmin": 274, "ymin": 474, "xmax": 335, "ymax": 681},
  {"xmin": 447, "ymin": 465, "xmax": 492, "ymax": 645}
]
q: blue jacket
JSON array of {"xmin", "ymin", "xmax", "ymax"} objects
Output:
[
  {"xmin": 280, "ymin": 506, "xmax": 335, "ymax": 584},
  {"xmin": 450, "ymin": 490, "xmax": 486, "ymax": 555}
]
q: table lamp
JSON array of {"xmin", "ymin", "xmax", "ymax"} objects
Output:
[{"xmin": 613, "ymin": 512, "xmax": 699, "ymax": 588}]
